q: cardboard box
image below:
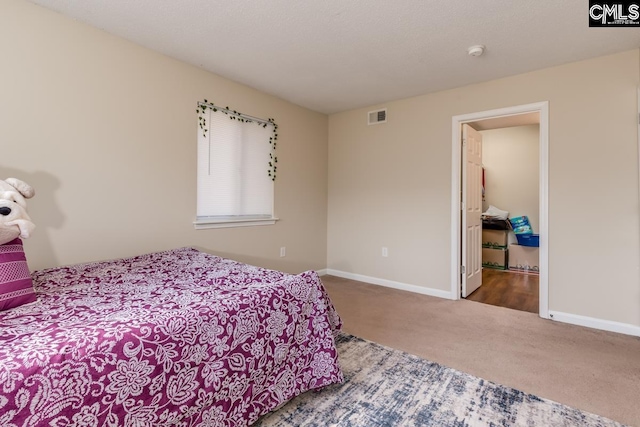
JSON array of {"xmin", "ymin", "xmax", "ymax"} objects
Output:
[
  {"xmin": 482, "ymin": 247, "xmax": 508, "ymax": 270},
  {"xmin": 508, "ymin": 244, "xmax": 539, "ymax": 273},
  {"xmin": 482, "ymin": 229, "xmax": 508, "ymax": 249}
]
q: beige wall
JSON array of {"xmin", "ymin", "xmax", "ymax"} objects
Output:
[
  {"xmin": 1, "ymin": 0, "xmax": 328, "ymax": 273},
  {"xmin": 328, "ymin": 49, "xmax": 640, "ymax": 327},
  {"xmin": 481, "ymin": 125, "xmax": 540, "ymax": 235}
]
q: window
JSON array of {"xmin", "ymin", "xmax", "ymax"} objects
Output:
[{"xmin": 194, "ymin": 102, "xmax": 278, "ymax": 229}]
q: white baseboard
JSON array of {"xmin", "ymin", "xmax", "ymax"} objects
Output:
[
  {"xmin": 325, "ymin": 269, "xmax": 453, "ymax": 300},
  {"xmin": 315, "ymin": 269, "xmax": 328, "ymax": 276},
  {"xmin": 549, "ymin": 310, "xmax": 640, "ymax": 337}
]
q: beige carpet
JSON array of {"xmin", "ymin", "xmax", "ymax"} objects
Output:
[{"xmin": 321, "ymin": 275, "xmax": 640, "ymax": 426}]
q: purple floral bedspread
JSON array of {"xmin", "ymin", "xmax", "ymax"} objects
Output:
[{"xmin": 0, "ymin": 247, "xmax": 343, "ymax": 426}]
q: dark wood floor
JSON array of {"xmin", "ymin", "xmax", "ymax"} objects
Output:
[{"xmin": 466, "ymin": 268, "xmax": 539, "ymax": 313}]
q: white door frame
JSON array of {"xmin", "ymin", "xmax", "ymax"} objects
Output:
[{"xmin": 450, "ymin": 102, "xmax": 549, "ymax": 319}]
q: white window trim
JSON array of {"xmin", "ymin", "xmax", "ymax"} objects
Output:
[{"xmin": 193, "ymin": 217, "xmax": 279, "ymax": 230}]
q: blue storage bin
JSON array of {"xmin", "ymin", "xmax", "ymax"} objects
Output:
[{"xmin": 516, "ymin": 233, "xmax": 539, "ymax": 247}]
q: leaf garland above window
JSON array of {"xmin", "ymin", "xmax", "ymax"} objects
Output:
[{"xmin": 197, "ymin": 99, "xmax": 278, "ymax": 181}]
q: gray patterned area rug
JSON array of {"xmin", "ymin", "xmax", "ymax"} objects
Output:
[{"xmin": 255, "ymin": 333, "xmax": 623, "ymax": 427}]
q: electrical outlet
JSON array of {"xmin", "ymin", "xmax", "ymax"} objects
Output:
[
  {"xmin": 382, "ymin": 247, "xmax": 388, "ymax": 257},
  {"xmin": 280, "ymin": 247, "xmax": 286, "ymax": 257}
]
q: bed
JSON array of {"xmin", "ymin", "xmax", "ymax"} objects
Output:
[{"xmin": 0, "ymin": 247, "xmax": 343, "ymax": 426}]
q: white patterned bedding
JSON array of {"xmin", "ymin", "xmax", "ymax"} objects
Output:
[{"xmin": 0, "ymin": 247, "xmax": 343, "ymax": 426}]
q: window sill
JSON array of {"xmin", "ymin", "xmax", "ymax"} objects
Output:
[{"xmin": 193, "ymin": 217, "xmax": 279, "ymax": 230}]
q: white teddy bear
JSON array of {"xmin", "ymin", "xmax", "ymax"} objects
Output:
[{"xmin": 0, "ymin": 178, "xmax": 36, "ymax": 246}]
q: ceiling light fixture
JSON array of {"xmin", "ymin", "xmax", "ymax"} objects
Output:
[{"xmin": 467, "ymin": 45, "xmax": 485, "ymax": 57}]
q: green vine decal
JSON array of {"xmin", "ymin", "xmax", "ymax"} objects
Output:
[
  {"xmin": 197, "ymin": 100, "xmax": 278, "ymax": 181},
  {"xmin": 267, "ymin": 118, "xmax": 278, "ymax": 181}
]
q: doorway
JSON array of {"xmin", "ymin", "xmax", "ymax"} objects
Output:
[
  {"xmin": 469, "ymin": 123, "xmax": 540, "ymax": 313},
  {"xmin": 450, "ymin": 102, "xmax": 549, "ymax": 319}
]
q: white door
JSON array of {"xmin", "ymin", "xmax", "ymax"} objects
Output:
[{"xmin": 461, "ymin": 124, "xmax": 483, "ymax": 297}]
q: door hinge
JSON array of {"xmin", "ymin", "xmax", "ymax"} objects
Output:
[
  {"xmin": 460, "ymin": 201, "xmax": 465, "ymax": 210},
  {"xmin": 460, "ymin": 265, "xmax": 466, "ymax": 275}
]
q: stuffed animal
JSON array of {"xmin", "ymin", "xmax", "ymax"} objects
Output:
[
  {"xmin": 0, "ymin": 178, "xmax": 36, "ymax": 311},
  {"xmin": 0, "ymin": 178, "xmax": 35, "ymax": 246}
]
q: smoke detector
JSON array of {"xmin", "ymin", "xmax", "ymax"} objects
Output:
[{"xmin": 467, "ymin": 45, "xmax": 485, "ymax": 57}]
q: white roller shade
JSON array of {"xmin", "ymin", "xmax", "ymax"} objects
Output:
[{"xmin": 197, "ymin": 108, "xmax": 274, "ymax": 220}]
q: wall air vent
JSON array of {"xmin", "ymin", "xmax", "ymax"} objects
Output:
[{"xmin": 368, "ymin": 108, "xmax": 387, "ymax": 125}]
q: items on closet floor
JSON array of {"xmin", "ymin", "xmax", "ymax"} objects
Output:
[
  {"xmin": 480, "ymin": 211, "xmax": 540, "ymax": 273},
  {"xmin": 481, "ymin": 217, "xmax": 509, "ymax": 270},
  {"xmin": 508, "ymin": 215, "xmax": 539, "ymax": 273}
]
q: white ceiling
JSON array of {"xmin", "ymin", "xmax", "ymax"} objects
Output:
[{"xmin": 28, "ymin": 0, "xmax": 640, "ymax": 114}]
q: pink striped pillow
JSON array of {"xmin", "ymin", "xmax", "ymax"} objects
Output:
[{"xmin": 0, "ymin": 238, "xmax": 36, "ymax": 311}]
